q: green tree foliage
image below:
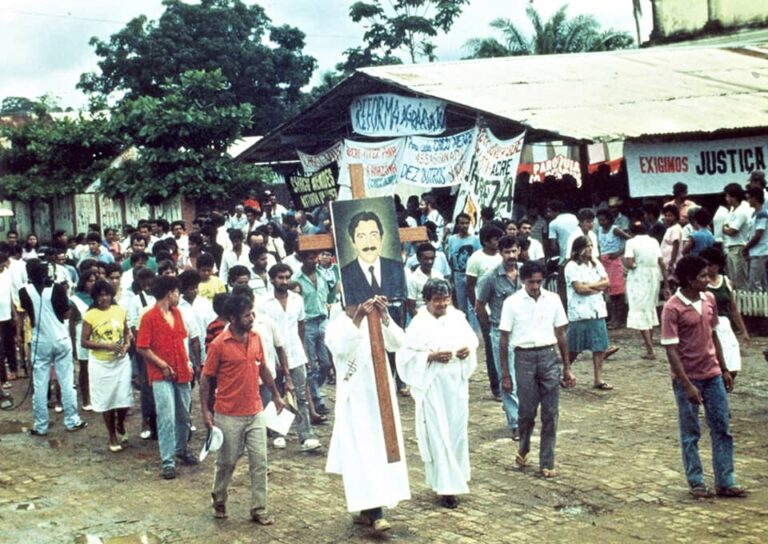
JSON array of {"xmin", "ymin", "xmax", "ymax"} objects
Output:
[
  {"xmin": 464, "ymin": 3, "xmax": 634, "ymax": 59},
  {"xmin": 99, "ymin": 69, "xmax": 263, "ymax": 205},
  {"xmin": 349, "ymin": 0, "xmax": 469, "ymax": 63},
  {"xmin": 78, "ymin": 0, "xmax": 316, "ymax": 133},
  {"xmin": 0, "ymin": 112, "xmax": 120, "ymax": 201}
]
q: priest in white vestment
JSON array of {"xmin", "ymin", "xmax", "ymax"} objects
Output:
[
  {"xmin": 397, "ymin": 278, "xmax": 478, "ymax": 509},
  {"xmin": 325, "ymin": 295, "xmax": 410, "ymax": 533}
]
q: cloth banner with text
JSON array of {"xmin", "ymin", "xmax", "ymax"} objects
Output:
[
  {"xmin": 518, "ymin": 143, "xmax": 582, "ymax": 185},
  {"xmin": 397, "ymin": 128, "xmax": 477, "ymax": 188},
  {"xmin": 337, "ymin": 138, "xmax": 406, "ymax": 200},
  {"xmin": 287, "ymin": 166, "xmax": 338, "ymax": 210},
  {"xmin": 350, "ymin": 93, "xmax": 446, "ymax": 137},
  {"xmin": 453, "ymin": 128, "xmax": 525, "ymax": 224},
  {"xmin": 625, "ymin": 136, "xmax": 768, "ymax": 197},
  {"xmin": 297, "ymin": 142, "xmax": 343, "ymax": 175}
]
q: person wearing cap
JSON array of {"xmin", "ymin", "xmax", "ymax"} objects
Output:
[{"xmin": 200, "ymin": 294, "xmax": 285, "ymax": 524}]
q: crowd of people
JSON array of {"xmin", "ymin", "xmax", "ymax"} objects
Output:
[{"xmin": 0, "ymin": 171, "xmax": 759, "ymax": 531}]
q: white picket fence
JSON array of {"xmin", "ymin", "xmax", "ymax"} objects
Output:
[{"xmin": 734, "ymin": 290, "xmax": 768, "ymax": 317}]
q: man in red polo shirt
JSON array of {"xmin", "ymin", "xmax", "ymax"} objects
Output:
[
  {"xmin": 661, "ymin": 256, "xmax": 747, "ymax": 499},
  {"xmin": 200, "ymin": 294, "xmax": 285, "ymax": 525},
  {"xmin": 137, "ymin": 276, "xmax": 197, "ymax": 480}
]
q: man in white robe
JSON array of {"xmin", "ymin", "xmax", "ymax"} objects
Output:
[
  {"xmin": 325, "ymin": 295, "xmax": 410, "ymax": 533},
  {"xmin": 397, "ymin": 278, "xmax": 477, "ymax": 509}
]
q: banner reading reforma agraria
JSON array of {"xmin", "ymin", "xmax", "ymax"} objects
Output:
[
  {"xmin": 454, "ymin": 128, "xmax": 525, "ymax": 222},
  {"xmin": 297, "ymin": 142, "xmax": 343, "ymax": 175},
  {"xmin": 350, "ymin": 93, "xmax": 446, "ymax": 137},
  {"xmin": 626, "ymin": 136, "xmax": 768, "ymax": 197},
  {"xmin": 398, "ymin": 128, "xmax": 477, "ymax": 187},
  {"xmin": 337, "ymin": 138, "xmax": 406, "ymax": 200}
]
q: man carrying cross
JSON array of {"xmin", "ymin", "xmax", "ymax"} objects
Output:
[{"xmin": 325, "ymin": 295, "xmax": 410, "ymax": 532}]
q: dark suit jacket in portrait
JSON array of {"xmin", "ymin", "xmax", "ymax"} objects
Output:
[{"xmin": 340, "ymin": 257, "xmax": 407, "ymax": 306}]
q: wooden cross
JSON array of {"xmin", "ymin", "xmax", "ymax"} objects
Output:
[{"xmin": 298, "ymin": 163, "xmax": 427, "ymax": 463}]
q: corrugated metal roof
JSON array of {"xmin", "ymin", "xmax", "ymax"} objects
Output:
[{"xmin": 359, "ymin": 45, "xmax": 768, "ymax": 142}]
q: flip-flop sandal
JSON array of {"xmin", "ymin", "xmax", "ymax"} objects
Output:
[
  {"xmin": 640, "ymin": 353, "xmax": 656, "ymax": 360},
  {"xmin": 540, "ymin": 468, "xmax": 558, "ymax": 478},
  {"xmin": 689, "ymin": 484, "xmax": 714, "ymax": 498},
  {"xmin": 716, "ymin": 486, "xmax": 748, "ymax": 498},
  {"xmin": 593, "ymin": 382, "xmax": 614, "ymax": 390},
  {"xmin": 604, "ymin": 346, "xmax": 620, "ymax": 359},
  {"xmin": 515, "ymin": 452, "xmax": 528, "ymax": 469}
]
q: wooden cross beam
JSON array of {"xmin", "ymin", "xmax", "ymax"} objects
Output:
[{"xmin": 297, "ymin": 163, "xmax": 427, "ymax": 463}]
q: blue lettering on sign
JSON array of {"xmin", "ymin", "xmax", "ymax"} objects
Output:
[{"xmin": 352, "ymin": 94, "xmax": 446, "ymax": 136}]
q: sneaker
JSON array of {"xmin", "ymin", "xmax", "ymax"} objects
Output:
[
  {"xmin": 161, "ymin": 466, "xmax": 177, "ymax": 480},
  {"xmin": 511, "ymin": 428, "xmax": 520, "ymax": 441},
  {"xmin": 66, "ymin": 421, "xmax": 88, "ymax": 432},
  {"xmin": 176, "ymin": 450, "xmax": 199, "ymax": 466},
  {"xmin": 273, "ymin": 437, "xmax": 287, "ymax": 449},
  {"xmin": 140, "ymin": 429, "xmax": 152, "ymax": 440},
  {"xmin": 300, "ymin": 438, "xmax": 321, "ymax": 452},
  {"xmin": 190, "ymin": 424, "xmax": 197, "ymax": 432},
  {"xmin": 82, "ymin": 404, "xmax": 93, "ymax": 411},
  {"xmin": 54, "ymin": 405, "xmax": 63, "ymax": 413},
  {"xmin": 29, "ymin": 428, "xmax": 48, "ymax": 437}
]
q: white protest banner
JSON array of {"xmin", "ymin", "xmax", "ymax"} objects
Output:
[
  {"xmin": 297, "ymin": 141, "xmax": 343, "ymax": 175},
  {"xmin": 350, "ymin": 93, "xmax": 446, "ymax": 137},
  {"xmin": 625, "ymin": 136, "xmax": 768, "ymax": 197},
  {"xmin": 337, "ymin": 138, "xmax": 406, "ymax": 200},
  {"xmin": 454, "ymin": 128, "xmax": 525, "ymax": 222},
  {"xmin": 398, "ymin": 128, "xmax": 477, "ymax": 188},
  {"xmin": 518, "ymin": 143, "xmax": 583, "ymax": 185}
]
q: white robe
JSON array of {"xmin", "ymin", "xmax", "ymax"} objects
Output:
[
  {"xmin": 325, "ymin": 313, "xmax": 411, "ymax": 512},
  {"xmin": 397, "ymin": 306, "xmax": 478, "ymax": 496}
]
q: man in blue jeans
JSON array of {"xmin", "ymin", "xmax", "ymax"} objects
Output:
[
  {"xmin": 476, "ymin": 235, "xmax": 521, "ymax": 440},
  {"xmin": 292, "ymin": 250, "xmax": 332, "ymax": 415},
  {"xmin": 22, "ymin": 259, "xmax": 87, "ymax": 436},
  {"xmin": 137, "ymin": 276, "xmax": 197, "ymax": 480},
  {"xmin": 661, "ymin": 256, "xmax": 748, "ymax": 499}
]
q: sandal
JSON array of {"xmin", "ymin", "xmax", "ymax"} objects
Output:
[
  {"xmin": 515, "ymin": 452, "xmax": 528, "ymax": 469},
  {"xmin": 109, "ymin": 443, "xmax": 123, "ymax": 453},
  {"xmin": 640, "ymin": 353, "xmax": 656, "ymax": 360},
  {"xmin": 604, "ymin": 346, "xmax": 620, "ymax": 359},
  {"xmin": 540, "ymin": 468, "xmax": 558, "ymax": 478},
  {"xmin": 689, "ymin": 484, "xmax": 714, "ymax": 498},
  {"xmin": 593, "ymin": 382, "xmax": 614, "ymax": 390},
  {"xmin": 715, "ymin": 486, "xmax": 748, "ymax": 498},
  {"xmin": 311, "ymin": 414, "xmax": 328, "ymax": 425}
]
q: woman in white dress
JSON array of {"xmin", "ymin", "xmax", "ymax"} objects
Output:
[{"xmin": 623, "ymin": 221, "xmax": 670, "ymax": 360}]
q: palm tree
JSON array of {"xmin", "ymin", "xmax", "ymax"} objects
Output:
[
  {"xmin": 632, "ymin": 0, "xmax": 643, "ymax": 46},
  {"xmin": 464, "ymin": 2, "xmax": 634, "ymax": 59}
]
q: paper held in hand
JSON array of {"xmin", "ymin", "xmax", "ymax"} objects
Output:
[{"xmin": 263, "ymin": 401, "xmax": 295, "ymax": 436}]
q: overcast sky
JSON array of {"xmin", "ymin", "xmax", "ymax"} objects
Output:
[{"xmin": 0, "ymin": 0, "xmax": 652, "ymax": 110}]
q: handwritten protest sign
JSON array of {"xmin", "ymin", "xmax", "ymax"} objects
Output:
[
  {"xmin": 287, "ymin": 167, "xmax": 338, "ymax": 210},
  {"xmin": 453, "ymin": 128, "xmax": 525, "ymax": 222},
  {"xmin": 625, "ymin": 136, "xmax": 768, "ymax": 197},
  {"xmin": 298, "ymin": 142, "xmax": 343, "ymax": 175},
  {"xmin": 398, "ymin": 128, "xmax": 477, "ymax": 188},
  {"xmin": 337, "ymin": 138, "xmax": 406, "ymax": 199},
  {"xmin": 350, "ymin": 93, "xmax": 446, "ymax": 137}
]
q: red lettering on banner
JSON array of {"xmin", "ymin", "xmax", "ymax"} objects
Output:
[{"xmin": 638, "ymin": 156, "xmax": 688, "ymax": 174}]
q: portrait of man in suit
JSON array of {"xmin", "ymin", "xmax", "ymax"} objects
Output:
[{"xmin": 338, "ymin": 209, "xmax": 406, "ymax": 306}]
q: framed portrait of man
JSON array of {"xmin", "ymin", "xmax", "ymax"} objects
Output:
[{"xmin": 330, "ymin": 196, "xmax": 407, "ymax": 307}]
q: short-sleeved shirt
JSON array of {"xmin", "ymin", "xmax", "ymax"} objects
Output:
[
  {"xmin": 564, "ymin": 260, "xmax": 608, "ymax": 321},
  {"xmin": 260, "ymin": 291, "xmax": 306, "ymax": 369},
  {"xmin": 476, "ymin": 263, "xmax": 520, "ymax": 326},
  {"xmin": 198, "ymin": 276, "xmax": 226, "ymax": 302},
  {"xmin": 292, "ymin": 269, "xmax": 329, "ymax": 320},
  {"xmin": 204, "ymin": 328, "xmax": 265, "ymax": 416},
  {"xmin": 499, "ymin": 288, "xmax": 568, "ymax": 348},
  {"xmin": 446, "ymin": 234, "xmax": 481, "ymax": 274},
  {"xmin": 83, "ymin": 305, "xmax": 127, "ymax": 361},
  {"xmin": 689, "ymin": 229, "xmax": 715, "ymax": 256},
  {"xmin": 660, "ymin": 291, "xmax": 721, "ymax": 381},
  {"xmin": 661, "ymin": 223, "xmax": 683, "ymax": 269},
  {"xmin": 724, "ymin": 200, "xmax": 752, "ymax": 247},
  {"xmin": 465, "ymin": 250, "xmax": 502, "ymax": 294},
  {"xmin": 253, "ymin": 314, "xmax": 284, "ymax": 377},
  {"xmin": 664, "ymin": 199, "xmax": 697, "ymax": 225},
  {"xmin": 406, "ymin": 267, "xmax": 444, "ymax": 311},
  {"xmin": 548, "ymin": 213, "xmax": 579, "ymax": 263},
  {"xmin": 748, "ymin": 208, "xmax": 768, "ymax": 257},
  {"xmin": 136, "ymin": 305, "xmax": 191, "ymax": 384}
]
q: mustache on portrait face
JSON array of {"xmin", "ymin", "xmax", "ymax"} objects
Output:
[{"xmin": 362, "ymin": 247, "xmax": 377, "ymax": 253}]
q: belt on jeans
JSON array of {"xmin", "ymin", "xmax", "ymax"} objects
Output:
[{"xmin": 514, "ymin": 344, "xmax": 555, "ymax": 352}]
